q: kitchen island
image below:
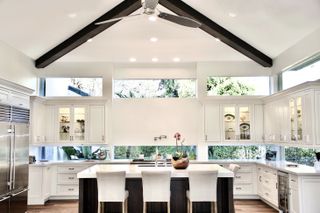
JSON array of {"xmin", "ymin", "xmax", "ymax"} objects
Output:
[{"xmin": 77, "ymin": 164, "xmax": 234, "ymax": 213}]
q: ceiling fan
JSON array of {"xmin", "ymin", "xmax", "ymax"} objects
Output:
[{"xmin": 95, "ymin": 0, "xmax": 201, "ymax": 28}]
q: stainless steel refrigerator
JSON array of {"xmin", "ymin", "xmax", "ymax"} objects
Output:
[{"xmin": 0, "ymin": 105, "xmax": 29, "ymax": 213}]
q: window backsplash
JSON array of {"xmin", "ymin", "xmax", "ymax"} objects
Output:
[{"xmin": 29, "ymin": 145, "xmax": 111, "ymax": 162}]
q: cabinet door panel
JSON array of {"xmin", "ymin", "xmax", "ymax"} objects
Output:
[
  {"xmin": 204, "ymin": 104, "xmax": 220, "ymax": 142},
  {"xmin": 223, "ymin": 106, "xmax": 237, "ymax": 141},
  {"xmin": 89, "ymin": 105, "xmax": 105, "ymax": 143}
]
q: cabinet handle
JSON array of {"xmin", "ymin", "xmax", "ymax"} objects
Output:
[
  {"xmin": 68, "ymin": 188, "xmax": 74, "ymax": 191},
  {"xmin": 265, "ymin": 192, "xmax": 269, "ymax": 196},
  {"xmin": 259, "ymin": 176, "xmax": 262, "ymax": 182},
  {"xmin": 235, "ymin": 175, "xmax": 241, "ymax": 179},
  {"xmin": 235, "ymin": 187, "xmax": 242, "ymax": 190},
  {"xmin": 276, "ymin": 183, "xmax": 278, "ymax": 189},
  {"xmin": 291, "ymin": 179, "xmax": 296, "ymax": 182},
  {"xmin": 205, "ymin": 135, "xmax": 208, "ymax": 141},
  {"xmin": 68, "ymin": 168, "xmax": 75, "ymax": 171},
  {"xmin": 102, "ymin": 135, "xmax": 105, "ymax": 141},
  {"xmin": 68, "ymin": 177, "xmax": 75, "ymax": 180}
]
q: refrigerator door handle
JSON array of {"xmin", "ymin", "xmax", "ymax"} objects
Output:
[
  {"xmin": 0, "ymin": 195, "xmax": 11, "ymax": 202},
  {"xmin": 11, "ymin": 188, "xmax": 29, "ymax": 197}
]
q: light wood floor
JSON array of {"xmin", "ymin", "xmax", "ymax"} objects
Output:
[{"xmin": 27, "ymin": 200, "xmax": 277, "ymax": 213}]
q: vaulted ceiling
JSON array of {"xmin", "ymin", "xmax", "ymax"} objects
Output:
[{"xmin": 0, "ymin": 0, "xmax": 319, "ymax": 68}]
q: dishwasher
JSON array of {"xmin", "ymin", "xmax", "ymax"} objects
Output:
[{"xmin": 278, "ymin": 171, "xmax": 289, "ymax": 213}]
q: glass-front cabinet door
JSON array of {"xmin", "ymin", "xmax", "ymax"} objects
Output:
[
  {"xmin": 59, "ymin": 107, "xmax": 71, "ymax": 142},
  {"xmin": 239, "ymin": 106, "xmax": 251, "ymax": 140},
  {"xmin": 73, "ymin": 107, "xmax": 86, "ymax": 141},
  {"xmin": 289, "ymin": 96, "xmax": 304, "ymax": 143},
  {"xmin": 223, "ymin": 105, "xmax": 252, "ymax": 142},
  {"xmin": 57, "ymin": 106, "xmax": 87, "ymax": 143},
  {"xmin": 224, "ymin": 106, "xmax": 236, "ymax": 140}
]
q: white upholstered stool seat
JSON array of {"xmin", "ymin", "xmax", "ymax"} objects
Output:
[
  {"xmin": 96, "ymin": 171, "xmax": 129, "ymax": 213},
  {"xmin": 141, "ymin": 170, "xmax": 171, "ymax": 213},
  {"xmin": 186, "ymin": 170, "xmax": 218, "ymax": 213},
  {"xmin": 229, "ymin": 164, "xmax": 241, "ymax": 174}
]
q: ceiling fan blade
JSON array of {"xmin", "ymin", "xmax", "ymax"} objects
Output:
[
  {"xmin": 158, "ymin": 12, "xmax": 201, "ymax": 28},
  {"xmin": 95, "ymin": 13, "xmax": 142, "ymax": 25}
]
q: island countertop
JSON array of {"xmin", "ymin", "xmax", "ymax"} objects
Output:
[{"xmin": 77, "ymin": 164, "xmax": 234, "ymax": 179}]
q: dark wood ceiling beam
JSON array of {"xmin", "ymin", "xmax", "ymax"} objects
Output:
[
  {"xmin": 35, "ymin": 0, "xmax": 141, "ymax": 68},
  {"xmin": 159, "ymin": 0, "xmax": 273, "ymax": 67}
]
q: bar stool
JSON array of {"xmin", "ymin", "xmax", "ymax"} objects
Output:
[
  {"xmin": 229, "ymin": 164, "xmax": 241, "ymax": 174},
  {"xmin": 96, "ymin": 171, "xmax": 129, "ymax": 213},
  {"xmin": 187, "ymin": 170, "xmax": 218, "ymax": 213},
  {"xmin": 141, "ymin": 171, "xmax": 171, "ymax": 213}
]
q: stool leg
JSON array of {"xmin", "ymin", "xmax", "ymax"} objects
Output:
[
  {"xmin": 122, "ymin": 202, "xmax": 125, "ymax": 213},
  {"xmin": 97, "ymin": 202, "xmax": 100, "ymax": 213},
  {"xmin": 125, "ymin": 199, "xmax": 128, "ymax": 213},
  {"xmin": 143, "ymin": 202, "xmax": 147, "ymax": 213},
  {"xmin": 167, "ymin": 202, "xmax": 170, "ymax": 213},
  {"xmin": 190, "ymin": 201, "xmax": 193, "ymax": 213},
  {"xmin": 187, "ymin": 200, "xmax": 189, "ymax": 213}
]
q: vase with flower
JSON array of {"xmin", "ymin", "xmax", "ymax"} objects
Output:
[{"xmin": 171, "ymin": 132, "xmax": 189, "ymax": 169}]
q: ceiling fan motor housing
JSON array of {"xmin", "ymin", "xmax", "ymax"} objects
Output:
[{"xmin": 142, "ymin": 0, "xmax": 159, "ymax": 15}]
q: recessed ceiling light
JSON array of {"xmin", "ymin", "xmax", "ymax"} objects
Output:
[
  {"xmin": 228, "ymin": 12, "xmax": 237, "ymax": 18},
  {"xmin": 148, "ymin": 16, "xmax": 157, "ymax": 22},
  {"xmin": 150, "ymin": 37, "xmax": 158, "ymax": 42},
  {"xmin": 68, "ymin": 13, "xmax": 77, "ymax": 19},
  {"xmin": 173, "ymin": 57, "xmax": 181, "ymax": 62},
  {"xmin": 129, "ymin": 58, "xmax": 137, "ymax": 62},
  {"xmin": 152, "ymin": 57, "xmax": 158, "ymax": 62},
  {"xmin": 215, "ymin": 38, "xmax": 221, "ymax": 42},
  {"xmin": 87, "ymin": 38, "xmax": 93, "ymax": 43}
]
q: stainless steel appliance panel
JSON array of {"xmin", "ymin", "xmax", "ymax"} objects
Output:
[
  {"xmin": 0, "ymin": 195, "xmax": 10, "ymax": 213},
  {"xmin": 278, "ymin": 171, "xmax": 289, "ymax": 213},
  {"xmin": 0, "ymin": 123, "xmax": 11, "ymax": 196},
  {"xmin": 10, "ymin": 188, "xmax": 28, "ymax": 213},
  {"xmin": 12, "ymin": 124, "xmax": 29, "ymax": 192}
]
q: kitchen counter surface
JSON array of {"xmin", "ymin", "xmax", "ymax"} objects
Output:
[
  {"xmin": 77, "ymin": 164, "xmax": 234, "ymax": 179},
  {"xmin": 29, "ymin": 159, "xmax": 320, "ymax": 176}
]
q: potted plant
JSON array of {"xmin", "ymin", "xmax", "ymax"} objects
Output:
[{"xmin": 171, "ymin": 132, "xmax": 189, "ymax": 169}]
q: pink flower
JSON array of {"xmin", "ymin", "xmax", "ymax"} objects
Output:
[{"xmin": 174, "ymin": 132, "xmax": 181, "ymax": 140}]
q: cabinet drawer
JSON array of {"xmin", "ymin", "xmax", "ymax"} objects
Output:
[
  {"xmin": 57, "ymin": 166, "xmax": 86, "ymax": 173},
  {"xmin": 57, "ymin": 174, "xmax": 78, "ymax": 184},
  {"xmin": 234, "ymin": 184, "xmax": 254, "ymax": 195},
  {"xmin": 237, "ymin": 165, "xmax": 254, "ymax": 173},
  {"xmin": 234, "ymin": 172, "xmax": 253, "ymax": 184},
  {"xmin": 56, "ymin": 185, "xmax": 79, "ymax": 196}
]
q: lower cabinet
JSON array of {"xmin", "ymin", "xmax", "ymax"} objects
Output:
[
  {"xmin": 257, "ymin": 166, "xmax": 278, "ymax": 207},
  {"xmin": 289, "ymin": 175, "xmax": 320, "ymax": 213},
  {"xmin": 28, "ymin": 164, "xmax": 90, "ymax": 204},
  {"xmin": 220, "ymin": 164, "xmax": 257, "ymax": 197},
  {"xmin": 51, "ymin": 165, "xmax": 89, "ymax": 197},
  {"xmin": 28, "ymin": 166, "xmax": 51, "ymax": 205}
]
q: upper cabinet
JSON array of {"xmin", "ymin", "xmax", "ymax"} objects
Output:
[
  {"xmin": 204, "ymin": 100, "xmax": 264, "ymax": 143},
  {"xmin": 57, "ymin": 106, "xmax": 87, "ymax": 143},
  {"xmin": 30, "ymin": 97, "xmax": 107, "ymax": 145},
  {"xmin": 222, "ymin": 105, "xmax": 252, "ymax": 142},
  {"xmin": 204, "ymin": 104, "xmax": 220, "ymax": 142},
  {"xmin": 263, "ymin": 81, "xmax": 320, "ymax": 146}
]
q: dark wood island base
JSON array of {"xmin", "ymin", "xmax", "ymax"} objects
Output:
[{"xmin": 79, "ymin": 178, "xmax": 234, "ymax": 213}]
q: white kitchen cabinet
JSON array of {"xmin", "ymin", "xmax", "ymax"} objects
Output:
[
  {"xmin": 28, "ymin": 166, "xmax": 51, "ymax": 205},
  {"xmin": 30, "ymin": 98, "xmax": 56, "ymax": 144},
  {"xmin": 288, "ymin": 91, "xmax": 314, "ymax": 145},
  {"xmin": 257, "ymin": 166, "xmax": 278, "ymax": 207},
  {"xmin": 57, "ymin": 105, "xmax": 88, "ymax": 143},
  {"xmin": 204, "ymin": 104, "xmax": 221, "ymax": 142},
  {"xmin": 288, "ymin": 175, "xmax": 320, "ymax": 213},
  {"xmin": 254, "ymin": 104, "xmax": 264, "ymax": 142},
  {"xmin": 316, "ymin": 90, "xmax": 320, "ymax": 145},
  {"xmin": 222, "ymin": 105, "xmax": 253, "ymax": 142},
  {"xmin": 88, "ymin": 105, "xmax": 106, "ymax": 144},
  {"xmin": 219, "ymin": 164, "xmax": 257, "ymax": 198}
]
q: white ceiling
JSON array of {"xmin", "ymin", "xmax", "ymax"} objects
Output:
[{"xmin": 0, "ymin": 0, "xmax": 319, "ymax": 64}]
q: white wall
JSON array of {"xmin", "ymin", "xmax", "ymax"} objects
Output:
[
  {"xmin": 0, "ymin": 40, "xmax": 37, "ymax": 90},
  {"xmin": 273, "ymin": 28, "xmax": 320, "ymax": 74}
]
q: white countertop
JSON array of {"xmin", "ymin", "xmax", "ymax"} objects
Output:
[
  {"xmin": 29, "ymin": 159, "xmax": 320, "ymax": 176},
  {"xmin": 77, "ymin": 164, "xmax": 234, "ymax": 179}
]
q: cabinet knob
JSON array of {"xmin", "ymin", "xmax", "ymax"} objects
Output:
[{"xmin": 102, "ymin": 135, "xmax": 105, "ymax": 141}]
